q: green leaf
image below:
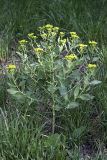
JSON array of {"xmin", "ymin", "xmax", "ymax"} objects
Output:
[
  {"xmin": 7, "ymin": 88, "xmax": 25, "ymax": 102},
  {"xmin": 79, "ymin": 94, "xmax": 94, "ymax": 101},
  {"xmin": 72, "ymin": 126, "xmax": 86, "ymax": 139},
  {"xmin": 7, "ymin": 83, "xmax": 16, "ymax": 89},
  {"xmin": 13, "ymin": 92, "xmax": 25, "ymax": 101},
  {"xmin": 66, "ymin": 102, "xmax": 79, "ymax": 109},
  {"xmin": 44, "ymin": 134, "xmax": 61, "ymax": 147},
  {"xmin": 59, "ymin": 85, "xmax": 68, "ymax": 101},
  {"xmin": 59, "ymin": 85, "xmax": 67, "ymax": 96},
  {"xmin": 55, "ymin": 105, "xmax": 62, "ymax": 111},
  {"xmin": 71, "ymin": 70, "xmax": 81, "ymax": 81},
  {"xmin": 7, "ymin": 88, "xmax": 19, "ymax": 95},
  {"xmin": 89, "ymin": 80, "xmax": 101, "ymax": 85},
  {"xmin": 74, "ymin": 85, "xmax": 80, "ymax": 100},
  {"xmin": 93, "ymin": 57, "xmax": 99, "ymax": 62}
]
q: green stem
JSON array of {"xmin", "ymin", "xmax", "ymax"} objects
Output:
[
  {"xmin": 51, "ymin": 51, "xmax": 56, "ymax": 134},
  {"xmin": 52, "ymin": 103, "xmax": 55, "ymax": 134}
]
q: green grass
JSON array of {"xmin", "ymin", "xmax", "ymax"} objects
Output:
[
  {"xmin": 0, "ymin": 107, "xmax": 68, "ymax": 160},
  {"xmin": 0, "ymin": 0, "xmax": 107, "ymax": 39}
]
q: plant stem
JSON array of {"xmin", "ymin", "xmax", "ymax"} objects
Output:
[{"xmin": 52, "ymin": 103, "xmax": 55, "ymax": 134}]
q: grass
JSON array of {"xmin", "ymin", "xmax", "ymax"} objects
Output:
[
  {"xmin": 0, "ymin": 106, "xmax": 68, "ymax": 159},
  {"xmin": 0, "ymin": 0, "xmax": 107, "ymax": 38},
  {"xmin": 0, "ymin": 0, "xmax": 107, "ymax": 159}
]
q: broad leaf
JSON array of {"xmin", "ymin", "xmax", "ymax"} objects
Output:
[
  {"xmin": 74, "ymin": 85, "xmax": 80, "ymax": 100},
  {"xmin": 66, "ymin": 102, "xmax": 79, "ymax": 109},
  {"xmin": 89, "ymin": 80, "xmax": 101, "ymax": 85},
  {"xmin": 7, "ymin": 88, "xmax": 19, "ymax": 95},
  {"xmin": 7, "ymin": 89, "xmax": 25, "ymax": 102},
  {"xmin": 79, "ymin": 94, "xmax": 94, "ymax": 101},
  {"xmin": 59, "ymin": 85, "xmax": 68, "ymax": 101}
]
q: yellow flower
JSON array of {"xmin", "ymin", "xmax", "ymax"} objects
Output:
[
  {"xmin": 51, "ymin": 32, "xmax": 57, "ymax": 37},
  {"xmin": 19, "ymin": 39, "xmax": 28, "ymax": 45},
  {"xmin": 33, "ymin": 36, "xmax": 37, "ymax": 39},
  {"xmin": 70, "ymin": 32, "xmax": 77, "ymax": 35},
  {"xmin": 59, "ymin": 39, "xmax": 66, "ymax": 46},
  {"xmin": 79, "ymin": 44, "xmax": 87, "ymax": 48},
  {"xmin": 79, "ymin": 44, "xmax": 87, "ymax": 51},
  {"xmin": 28, "ymin": 33, "xmax": 34, "ymax": 37},
  {"xmin": 53, "ymin": 27, "xmax": 59, "ymax": 32},
  {"xmin": 59, "ymin": 32, "xmax": 65, "ymax": 37},
  {"xmin": 28, "ymin": 33, "xmax": 37, "ymax": 39},
  {"xmin": 45, "ymin": 24, "xmax": 53, "ymax": 31},
  {"xmin": 70, "ymin": 32, "xmax": 79, "ymax": 39},
  {"xmin": 7, "ymin": 64, "xmax": 16, "ymax": 69},
  {"xmin": 39, "ymin": 24, "xmax": 53, "ymax": 32},
  {"xmin": 38, "ymin": 26, "xmax": 45, "ymax": 31},
  {"xmin": 34, "ymin": 48, "xmax": 44, "ymax": 53},
  {"xmin": 89, "ymin": 41, "xmax": 97, "ymax": 46},
  {"xmin": 87, "ymin": 63, "xmax": 97, "ymax": 69},
  {"xmin": 72, "ymin": 34, "xmax": 79, "ymax": 39},
  {"xmin": 45, "ymin": 24, "xmax": 53, "ymax": 28},
  {"xmin": 65, "ymin": 54, "xmax": 77, "ymax": 60},
  {"xmin": 41, "ymin": 33, "xmax": 47, "ymax": 39},
  {"xmin": 7, "ymin": 64, "xmax": 16, "ymax": 74}
]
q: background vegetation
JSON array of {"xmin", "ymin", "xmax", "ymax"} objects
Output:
[{"xmin": 0, "ymin": 0, "xmax": 107, "ymax": 159}]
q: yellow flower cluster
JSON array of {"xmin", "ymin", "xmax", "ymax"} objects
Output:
[
  {"xmin": 34, "ymin": 48, "xmax": 44, "ymax": 54},
  {"xmin": 51, "ymin": 32, "xmax": 57, "ymax": 37},
  {"xmin": 45, "ymin": 24, "xmax": 53, "ymax": 29},
  {"xmin": 19, "ymin": 39, "xmax": 28, "ymax": 45},
  {"xmin": 65, "ymin": 54, "xmax": 77, "ymax": 60},
  {"xmin": 53, "ymin": 27, "xmax": 59, "ymax": 32},
  {"xmin": 89, "ymin": 41, "xmax": 97, "ymax": 46},
  {"xmin": 44, "ymin": 24, "xmax": 53, "ymax": 32},
  {"xmin": 7, "ymin": 64, "xmax": 16, "ymax": 69},
  {"xmin": 79, "ymin": 44, "xmax": 87, "ymax": 51},
  {"xmin": 28, "ymin": 33, "xmax": 37, "ymax": 39},
  {"xmin": 59, "ymin": 39, "xmax": 66, "ymax": 46},
  {"xmin": 70, "ymin": 32, "xmax": 79, "ymax": 39},
  {"xmin": 41, "ymin": 33, "xmax": 47, "ymax": 39},
  {"xmin": 59, "ymin": 32, "xmax": 65, "ymax": 37},
  {"xmin": 39, "ymin": 24, "xmax": 59, "ymax": 33},
  {"xmin": 7, "ymin": 64, "xmax": 16, "ymax": 74},
  {"xmin": 87, "ymin": 63, "xmax": 97, "ymax": 69}
]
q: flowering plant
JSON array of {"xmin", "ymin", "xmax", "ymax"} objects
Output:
[{"xmin": 7, "ymin": 24, "xmax": 101, "ymax": 133}]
